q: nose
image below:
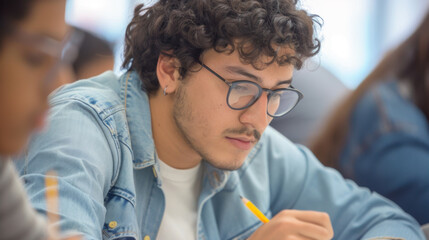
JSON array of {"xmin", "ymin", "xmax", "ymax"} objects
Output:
[{"xmin": 238, "ymin": 92, "xmax": 272, "ymax": 130}]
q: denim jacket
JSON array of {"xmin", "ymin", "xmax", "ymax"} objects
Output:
[
  {"xmin": 339, "ymin": 80, "xmax": 429, "ymax": 225},
  {"xmin": 15, "ymin": 71, "xmax": 424, "ymax": 240}
]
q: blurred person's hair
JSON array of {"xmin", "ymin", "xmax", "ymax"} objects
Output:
[
  {"xmin": 72, "ymin": 27, "xmax": 113, "ymax": 77},
  {"xmin": 311, "ymin": 11, "xmax": 429, "ymax": 168},
  {"xmin": 0, "ymin": 0, "xmax": 36, "ymax": 45},
  {"xmin": 122, "ymin": 0, "xmax": 321, "ymax": 95}
]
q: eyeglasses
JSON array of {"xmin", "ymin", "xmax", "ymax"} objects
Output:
[
  {"xmin": 199, "ymin": 62, "xmax": 303, "ymax": 118},
  {"xmin": 12, "ymin": 28, "xmax": 83, "ymax": 89}
]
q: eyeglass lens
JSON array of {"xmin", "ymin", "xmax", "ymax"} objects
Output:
[
  {"xmin": 228, "ymin": 82, "xmax": 300, "ymax": 117},
  {"xmin": 269, "ymin": 90, "xmax": 299, "ymax": 116}
]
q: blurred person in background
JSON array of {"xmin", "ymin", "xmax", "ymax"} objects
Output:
[
  {"xmin": 53, "ymin": 27, "xmax": 114, "ymax": 89},
  {"xmin": 311, "ymin": 10, "xmax": 429, "ymax": 225},
  {"xmin": 70, "ymin": 27, "xmax": 114, "ymax": 81},
  {"xmin": 270, "ymin": 61, "xmax": 349, "ymax": 145},
  {"xmin": 0, "ymin": 0, "xmax": 80, "ymax": 239}
]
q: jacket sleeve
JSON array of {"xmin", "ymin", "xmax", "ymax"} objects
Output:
[
  {"xmin": 0, "ymin": 160, "xmax": 48, "ymax": 240},
  {"xmin": 352, "ymin": 130, "xmax": 429, "ymax": 225},
  {"xmin": 15, "ymin": 97, "xmax": 118, "ymax": 240},
  {"xmin": 264, "ymin": 128, "xmax": 425, "ymax": 240}
]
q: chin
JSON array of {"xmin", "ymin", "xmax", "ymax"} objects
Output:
[
  {"xmin": 207, "ymin": 156, "xmax": 247, "ymax": 171},
  {"xmin": 0, "ymin": 132, "xmax": 29, "ymax": 156},
  {"xmin": 0, "ymin": 142, "xmax": 26, "ymax": 156}
]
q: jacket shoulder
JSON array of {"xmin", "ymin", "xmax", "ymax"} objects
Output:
[{"xmin": 50, "ymin": 71, "xmax": 125, "ymax": 119}]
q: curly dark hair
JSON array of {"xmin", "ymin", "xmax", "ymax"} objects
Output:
[{"xmin": 123, "ymin": 0, "xmax": 321, "ymax": 94}]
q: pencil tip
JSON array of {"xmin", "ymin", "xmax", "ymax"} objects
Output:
[{"xmin": 240, "ymin": 195, "xmax": 249, "ymax": 204}]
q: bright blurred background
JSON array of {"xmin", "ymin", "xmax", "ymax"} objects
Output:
[{"xmin": 66, "ymin": 0, "xmax": 429, "ymax": 88}]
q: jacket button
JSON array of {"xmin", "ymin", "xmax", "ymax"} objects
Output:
[
  {"xmin": 108, "ymin": 221, "xmax": 117, "ymax": 229},
  {"xmin": 144, "ymin": 235, "xmax": 150, "ymax": 240}
]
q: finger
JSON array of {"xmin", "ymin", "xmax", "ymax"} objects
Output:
[
  {"xmin": 280, "ymin": 210, "xmax": 333, "ymax": 232},
  {"xmin": 288, "ymin": 237, "xmax": 314, "ymax": 240},
  {"xmin": 248, "ymin": 224, "xmax": 314, "ymax": 240},
  {"xmin": 294, "ymin": 220, "xmax": 333, "ymax": 240}
]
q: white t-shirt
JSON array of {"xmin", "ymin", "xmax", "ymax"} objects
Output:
[{"xmin": 156, "ymin": 159, "xmax": 203, "ymax": 240}]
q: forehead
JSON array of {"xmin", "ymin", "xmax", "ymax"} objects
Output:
[
  {"xmin": 201, "ymin": 49, "xmax": 295, "ymax": 86},
  {"xmin": 17, "ymin": 0, "xmax": 68, "ymax": 41}
]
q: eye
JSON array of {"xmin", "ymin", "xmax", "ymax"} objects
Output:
[
  {"xmin": 22, "ymin": 50, "xmax": 49, "ymax": 68},
  {"xmin": 234, "ymin": 84, "xmax": 250, "ymax": 92},
  {"xmin": 270, "ymin": 91, "xmax": 283, "ymax": 100}
]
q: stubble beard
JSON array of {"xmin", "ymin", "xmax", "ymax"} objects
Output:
[{"xmin": 172, "ymin": 84, "xmax": 243, "ymax": 171}]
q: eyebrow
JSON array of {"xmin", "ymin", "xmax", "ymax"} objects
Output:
[{"xmin": 225, "ymin": 66, "xmax": 292, "ymax": 86}]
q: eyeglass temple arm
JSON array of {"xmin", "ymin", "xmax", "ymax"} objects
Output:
[{"xmin": 197, "ymin": 61, "xmax": 230, "ymax": 84}]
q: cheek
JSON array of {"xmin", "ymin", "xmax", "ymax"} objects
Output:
[
  {"xmin": 0, "ymin": 74, "xmax": 45, "ymax": 154},
  {"xmin": 1, "ymin": 66, "xmax": 42, "ymax": 108},
  {"xmin": 181, "ymin": 75, "xmax": 236, "ymax": 137},
  {"xmin": 0, "ymin": 86, "xmax": 30, "ymax": 154},
  {"xmin": 193, "ymin": 79, "xmax": 229, "ymax": 112},
  {"xmin": 0, "ymin": 76, "xmax": 38, "ymax": 129},
  {"xmin": 0, "ymin": 44, "xmax": 51, "ymax": 153},
  {"xmin": 192, "ymin": 91, "xmax": 232, "ymax": 137},
  {"xmin": 0, "ymin": 54, "xmax": 46, "ymax": 130}
]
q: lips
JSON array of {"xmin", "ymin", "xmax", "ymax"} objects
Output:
[{"xmin": 226, "ymin": 136, "xmax": 255, "ymax": 150}]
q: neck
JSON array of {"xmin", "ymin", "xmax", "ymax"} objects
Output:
[{"xmin": 149, "ymin": 91, "xmax": 202, "ymax": 169}]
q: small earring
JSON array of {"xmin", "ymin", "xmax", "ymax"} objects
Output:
[{"xmin": 163, "ymin": 86, "xmax": 168, "ymax": 96}]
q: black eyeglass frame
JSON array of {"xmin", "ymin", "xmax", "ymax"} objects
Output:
[{"xmin": 199, "ymin": 62, "xmax": 304, "ymax": 118}]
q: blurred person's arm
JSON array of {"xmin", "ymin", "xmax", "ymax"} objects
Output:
[
  {"xmin": 0, "ymin": 159, "xmax": 48, "ymax": 240},
  {"xmin": 352, "ymin": 132, "xmax": 429, "ymax": 225},
  {"xmin": 341, "ymin": 82, "xmax": 429, "ymax": 225},
  {"xmin": 14, "ymin": 93, "xmax": 117, "ymax": 239}
]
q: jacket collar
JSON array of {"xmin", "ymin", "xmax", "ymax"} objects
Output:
[{"xmin": 119, "ymin": 71, "xmax": 156, "ymax": 169}]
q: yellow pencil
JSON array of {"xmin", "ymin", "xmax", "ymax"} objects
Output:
[
  {"xmin": 240, "ymin": 196, "xmax": 270, "ymax": 223},
  {"xmin": 45, "ymin": 171, "xmax": 59, "ymax": 236},
  {"xmin": 45, "ymin": 171, "xmax": 83, "ymax": 239}
]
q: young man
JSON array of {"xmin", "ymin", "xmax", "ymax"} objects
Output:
[{"xmin": 15, "ymin": 0, "xmax": 424, "ymax": 239}]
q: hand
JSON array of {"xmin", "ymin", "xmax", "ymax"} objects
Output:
[{"xmin": 248, "ymin": 210, "xmax": 334, "ymax": 240}]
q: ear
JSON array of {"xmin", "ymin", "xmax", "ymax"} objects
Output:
[{"xmin": 156, "ymin": 53, "xmax": 181, "ymax": 95}]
